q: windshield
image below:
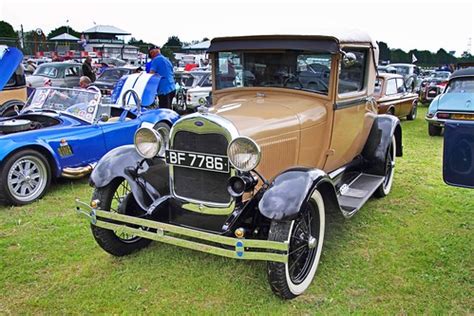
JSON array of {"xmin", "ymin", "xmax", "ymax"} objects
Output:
[
  {"xmin": 445, "ymin": 78, "xmax": 474, "ymax": 93},
  {"xmin": 98, "ymin": 68, "xmax": 129, "ymax": 81},
  {"xmin": 392, "ymin": 66, "xmax": 409, "ymax": 75},
  {"xmin": 23, "ymin": 87, "xmax": 101, "ymax": 123},
  {"xmin": 431, "ymin": 72, "xmax": 450, "ymax": 79},
  {"xmin": 216, "ymin": 51, "xmax": 332, "ymax": 94},
  {"xmin": 33, "ymin": 65, "xmax": 60, "ymax": 78}
]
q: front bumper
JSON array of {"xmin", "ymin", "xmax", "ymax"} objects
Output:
[
  {"xmin": 75, "ymin": 199, "xmax": 289, "ymax": 263},
  {"xmin": 425, "ymin": 116, "xmax": 445, "ymax": 127}
]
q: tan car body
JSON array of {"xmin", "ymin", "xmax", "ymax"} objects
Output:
[
  {"xmin": 210, "ymin": 35, "xmax": 379, "ymax": 180},
  {"xmin": 375, "ymin": 73, "xmax": 417, "ymax": 118},
  {"xmin": 0, "ymin": 66, "xmax": 27, "ymax": 116},
  {"xmin": 0, "ymin": 87, "xmax": 27, "ymax": 105}
]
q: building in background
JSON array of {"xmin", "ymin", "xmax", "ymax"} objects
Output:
[{"xmin": 82, "ymin": 25, "xmax": 139, "ymax": 63}]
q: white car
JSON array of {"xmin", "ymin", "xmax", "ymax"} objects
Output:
[{"xmin": 185, "ymin": 73, "xmax": 212, "ymax": 109}]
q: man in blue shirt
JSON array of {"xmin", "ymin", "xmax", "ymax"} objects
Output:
[{"xmin": 147, "ymin": 46, "xmax": 176, "ymax": 109}]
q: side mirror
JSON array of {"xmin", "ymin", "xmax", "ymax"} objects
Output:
[
  {"xmin": 341, "ymin": 51, "xmax": 357, "ymax": 67},
  {"xmin": 99, "ymin": 113, "xmax": 110, "ymax": 122},
  {"xmin": 443, "ymin": 121, "xmax": 474, "ymax": 188}
]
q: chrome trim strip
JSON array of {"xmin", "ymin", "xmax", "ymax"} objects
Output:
[{"xmin": 75, "ymin": 200, "xmax": 289, "ymax": 263}]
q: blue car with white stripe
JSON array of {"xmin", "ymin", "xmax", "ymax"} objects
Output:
[{"xmin": 0, "ymin": 71, "xmax": 179, "ymax": 205}]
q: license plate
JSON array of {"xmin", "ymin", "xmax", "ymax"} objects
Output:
[
  {"xmin": 451, "ymin": 113, "xmax": 474, "ymax": 121},
  {"xmin": 165, "ymin": 150, "xmax": 229, "ymax": 173}
]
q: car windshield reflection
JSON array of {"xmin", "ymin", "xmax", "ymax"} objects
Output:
[{"xmin": 23, "ymin": 87, "xmax": 101, "ymax": 123}]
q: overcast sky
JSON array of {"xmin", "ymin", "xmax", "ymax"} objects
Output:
[{"xmin": 1, "ymin": 0, "xmax": 473, "ymax": 56}]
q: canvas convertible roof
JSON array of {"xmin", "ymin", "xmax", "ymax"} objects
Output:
[{"xmin": 208, "ymin": 30, "xmax": 375, "ymax": 53}]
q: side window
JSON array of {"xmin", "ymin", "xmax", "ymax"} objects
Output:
[
  {"xmin": 338, "ymin": 49, "xmax": 367, "ymax": 94},
  {"xmin": 396, "ymin": 78, "xmax": 406, "ymax": 93},
  {"xmin": 386, "ymin": 79, "xmax": 397, "ymax": 95},
  {"xmin": 65, "ymin": 67, "xmax": 77, "ymax": 77}
]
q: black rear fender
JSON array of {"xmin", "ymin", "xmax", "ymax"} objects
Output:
[{"xmin": 362, "ymin": 115, "xmax": 402, "ymax": 176}]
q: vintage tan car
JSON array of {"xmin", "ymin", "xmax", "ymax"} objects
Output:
[
  {"xmin": 375, "ymin": 73, "xmax": 418, "ymax": 120},
  {"xmin": 77, "ymin": 31, "xmax": 403, "ymax": 299}
]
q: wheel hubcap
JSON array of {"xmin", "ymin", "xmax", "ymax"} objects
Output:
[
  {"xmin": 7, "ymin": 156, "xmax": 47, "ymax": 202},
  {"xmin": 308, "ymin": 236, "xmax": 317, "ymax": 249}
]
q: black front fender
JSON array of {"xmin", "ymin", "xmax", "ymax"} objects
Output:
[
  {"xmin": 91, "ymin": 145, "xmax": 166, "ymax": 210},
  {"xmin": 258, "ymin": 168, "xmax": 336, "ymax": 221}
]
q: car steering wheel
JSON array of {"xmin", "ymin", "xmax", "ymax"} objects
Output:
[{"xmin": 283, "ymin": 74, "xmax": 303, "ymax": 89}]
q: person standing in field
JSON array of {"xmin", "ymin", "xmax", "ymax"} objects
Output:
[
  {"xmin": 147, "ymin": 46, "xmax": 176, "ymax": 109},
  {"xmin": 82, "ymin": 56, "xmax": 96, "ymax": 82}
]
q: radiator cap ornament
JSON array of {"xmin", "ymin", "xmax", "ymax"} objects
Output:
[{"xmin": 197, "ymin": 106, "xmax": 209, "ymax": 115}]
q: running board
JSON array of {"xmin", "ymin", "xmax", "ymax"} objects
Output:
[{"xmin": 337, "ymin": 173, "xmax": 385, "ymax": 218}]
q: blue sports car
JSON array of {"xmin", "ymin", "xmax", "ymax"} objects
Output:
[
  {"xmin": 0, "ymin": 74, "xmax": 179, "ymax": 205},
  {"xmin": 426, "ymin": 68, "xmax": 474, "ymax": 136}
]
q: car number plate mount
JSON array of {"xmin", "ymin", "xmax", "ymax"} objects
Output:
[{"xmin": 165, "ymin": 150, "xmax": 229, "ymax": 173}]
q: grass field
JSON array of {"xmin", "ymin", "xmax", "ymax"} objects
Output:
[{"xmin": 0, "ymin": 106, "xmax": 473, "ymax": 314}]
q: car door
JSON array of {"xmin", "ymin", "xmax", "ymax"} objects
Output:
[
  {"xmin": 45, "ymin": 123, "xmax": 107, "ymax": 168},
  {"xmin": 383, "ymin": 78, "xmax": 399, "ymax": 115},
  {"xmin": 324, "ymin": 48, "xmax": 376, "ymax": 171},
  {"xmin": 395, "ymin": 77, "xmax": 413, "ymax": 116},
  {"xmin": 98, "ymin": 110, "xmax": 142, "ymax": 151},
  {"xmin": 64, "ymin": 66, "xmax": 80, "ymax": 87}
]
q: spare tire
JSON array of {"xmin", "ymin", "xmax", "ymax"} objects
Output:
[{"xmin": 0, "ymin": 119, "xmax": 32, "ymax": 133}]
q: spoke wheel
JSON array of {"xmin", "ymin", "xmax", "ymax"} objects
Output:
[
  {"xmin": 91, "ymin": 178, "xmax": 152, "ymax": 256},
  {"xmin": 267, "ymin": 190, "xmax": 325, "ymax": 299},
  {"xmin": 109, "ymin": 180, "xmax": 140, "ymax": 243},
  {"xmin": 0, "ymin": 150, "xmax": 51, "ymax": 205}
]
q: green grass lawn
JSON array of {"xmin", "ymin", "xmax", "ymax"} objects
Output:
[{"xmin": 0, "ymin": 106, "xmax": 473, "ymax": 314}]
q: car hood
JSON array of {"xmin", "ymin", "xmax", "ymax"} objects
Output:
[
  {"xmin": 435, "ymin": 93, "xmax": 474, "ymax": 112},
  {"xmin": 211, "ymin": 90, "xmax": 328, "ymax": 141},
  {"xmin": 0, "ymin": 46, "xmax": 23, "ymax": 90},
  {"xmin": 93, "ymin": 80, "xmax": 115, "ymax": 88}
]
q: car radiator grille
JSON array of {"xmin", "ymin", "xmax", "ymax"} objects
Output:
[{"xmin": 171, "ymin": 131, "xmax": 231, "ymax": 204}]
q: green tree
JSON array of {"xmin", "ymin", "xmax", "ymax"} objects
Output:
[
  {"xmin": 435, "ymin": 48, "xmax": 456, "ymax": 65},
  {"xmin": 0, "ymin": 20, "xmax": 17, "ymax": 38},
  {"xmin": 47, "ymin": 26, "xmax": 80, "ymax": 39},
  {"xmin": 160, "ymin": 46, "xmax": 176, "ymax": 63},
  {"xmin": 128, "ymin": 37, "xmax": 157, "ymax": 54},
  {"xmin": 390, "ymin": 49, "xmax": 409, "ymax": 63},
  {"xmin": 162, "ymin": 35, "xmax": 182, "ymax": 51},
  {"xmin": 377, "ymin": 41, "xmax": 390, "ymax": 62}
]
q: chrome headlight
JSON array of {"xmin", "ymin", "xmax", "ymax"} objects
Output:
[
  {"xmin": 134, "ymin": 127, "xmax": 163, "ymax": 159},
  {"xmin": 227, "ymin": 137, "xmax": 261, "ymax": 172}
]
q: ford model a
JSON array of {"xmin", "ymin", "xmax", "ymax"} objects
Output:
[{"xmin": 76, "ymin": 32, "xmax": 403, "ymax": 299}]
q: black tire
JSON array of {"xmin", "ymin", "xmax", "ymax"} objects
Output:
[
  {"xmin": 0, "ymin": 149, "xmax": 51, "ymax": 205},
  {"xmin": 407, "ymin": 102, "xmax": 417, "ymax": 120},
  {"xmin": 428, "ymin": 123, "xmax": 442, "ymax": 136},
  {"xmin": 91, "ymin": 178, "xmax": 152, "ymax": 257},
  {"xmin": 267, "ymin": 190, "xmax": 325, "ymax": 299},
  {"xmin": 387, "ymin": 107, "xmax": 395, "ymax": 116},
  {"xmin": 374, "ymin": 136, "xmax": 396, "ymax": 198}
]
